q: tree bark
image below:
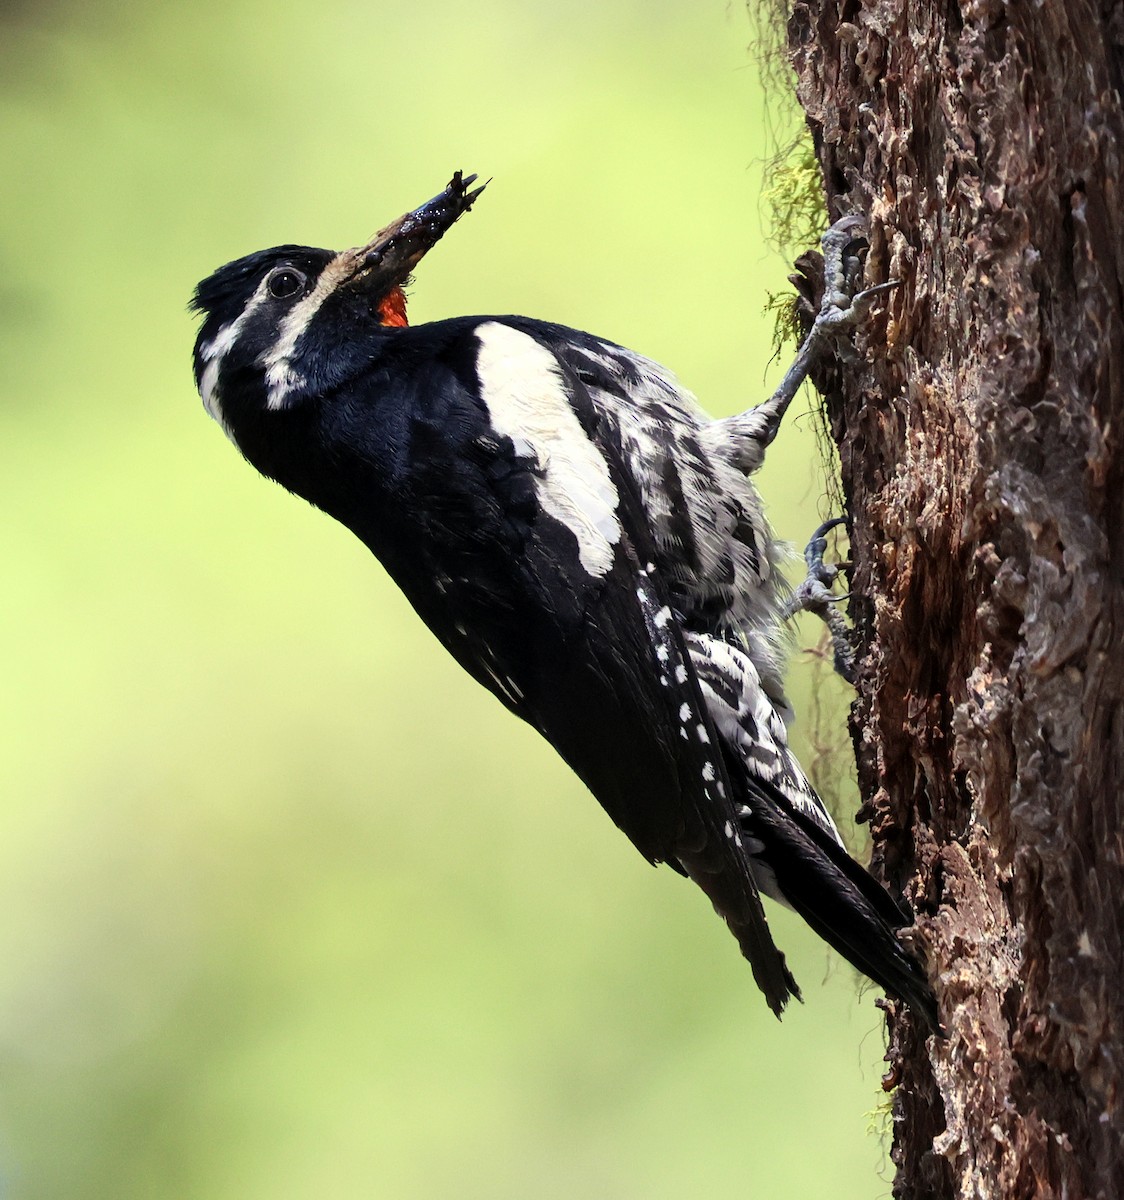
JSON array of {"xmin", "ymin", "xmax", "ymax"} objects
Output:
[{"xmin": 785, "ymin": 2, "xmax": 1124, "ymax": 1196}]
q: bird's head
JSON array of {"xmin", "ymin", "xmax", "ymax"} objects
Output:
[{"xmin": 190, "ymin": 171, "xmax": 486, "ymax": 436}]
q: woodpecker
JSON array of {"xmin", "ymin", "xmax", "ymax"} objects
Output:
[{"xmin": 191, "ymin": 172, "xmax": 939, "ymax": 1032}]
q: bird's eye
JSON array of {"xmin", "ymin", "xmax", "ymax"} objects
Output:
[{"xmin": 266, "ymin": 267, "xmax": 308, "ymax": 300}]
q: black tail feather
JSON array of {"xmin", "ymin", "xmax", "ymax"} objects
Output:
[{"xmin": 743, "ymin": 778, "xmax": 942, "ymax": 1035}]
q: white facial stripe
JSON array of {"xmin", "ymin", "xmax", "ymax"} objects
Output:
[
  {"xmin": 199, "ymin": 275, "xmax": 273, "ymax": 368},
  {"xmin": 198, "ymin": 361, "xmax": 238, "ymax": 446},
  {"xmin": 262, "ymin": 248, "xmax": 361, "ymax": 410},
  {"xmin": 197, "ymin": 276, "xmax": 276, "ymax": 437},
  {"xmin": 475, "ymin": 322, "xmax": 622, "ymax": 578}
]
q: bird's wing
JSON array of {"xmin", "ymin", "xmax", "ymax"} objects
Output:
[
  {"xmin": 525, "ymin": 322, "xmax": 786, "ymax": 645},
  {"xmin": 408, "ymin": 320, "xmax": 800, "ymax": 1014}
]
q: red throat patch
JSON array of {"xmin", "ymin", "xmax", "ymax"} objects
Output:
[{"xmin": 377, "ymin": 287, "xmax": 409, "ymax": 327}]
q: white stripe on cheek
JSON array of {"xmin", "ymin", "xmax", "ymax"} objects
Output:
[
  {"xmin": 197, "ymin": 276, "xmax": 274, "ymax": 438},
  {"xmin": 200, "ymin": 276, "xmax": 272, "ymax": 368},
  {"xmin": 199, "ymin": 358, "xmax": 223, "ymax": 422},
  {"xmin": 475, "ymin": 322, "xmax": 622, "ymax": 578},
  {"xmin": 262, "ymin": 249, "xmax": 360, "ymax": 409}
]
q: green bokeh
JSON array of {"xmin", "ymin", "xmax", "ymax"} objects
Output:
[{"xmin": 0, "ymin": 3, "xmax": 890, "ymax": 1197}]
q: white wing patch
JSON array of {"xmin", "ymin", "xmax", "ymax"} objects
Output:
[{"xmin": 475, "ymin": 322, "xmax": 621, "ymax": 578}]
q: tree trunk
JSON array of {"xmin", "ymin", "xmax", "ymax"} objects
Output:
[{"xmin": 785, "ymin": 2, "xmax": 1124, "ymax": 1196}]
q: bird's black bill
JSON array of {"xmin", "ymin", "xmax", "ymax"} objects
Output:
[{"xmin": 358, "ymin": 171, "xmax": 488, "ymax": 282}]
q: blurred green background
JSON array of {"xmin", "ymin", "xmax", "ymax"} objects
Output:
[{"xmin": 0, "ymin": 2, "xmax": 893, "ymax": 1197}]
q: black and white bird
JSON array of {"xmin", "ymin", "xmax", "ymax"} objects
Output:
[{"xmin": 190, "ymin": 172, "xmax": 939, "ymax": 1032}]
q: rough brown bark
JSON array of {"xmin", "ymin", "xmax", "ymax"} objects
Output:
[{"xmin": 786, "ymin": 2, "xmax": 1124, "ymax": 1196}]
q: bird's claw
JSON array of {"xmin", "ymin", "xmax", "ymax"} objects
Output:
[
  {"xmin": 784, "ymin": 518, "xmax": 856, "ymax": 684},
  {"xmin": 801, "ymin": 516, "xmax": 847, "ymax": 588},
  {"xmin": 810, "ymin": 216, "xmax": 898, "ymax": 353}
]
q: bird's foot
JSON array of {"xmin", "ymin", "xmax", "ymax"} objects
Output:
[
  {"xmin": 783, "ymin": 517, "xmax": 856, "ymax": 684},
  {"xmin": 811, "ymin": 216, "xmax": 900, "ymax": 362}
]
